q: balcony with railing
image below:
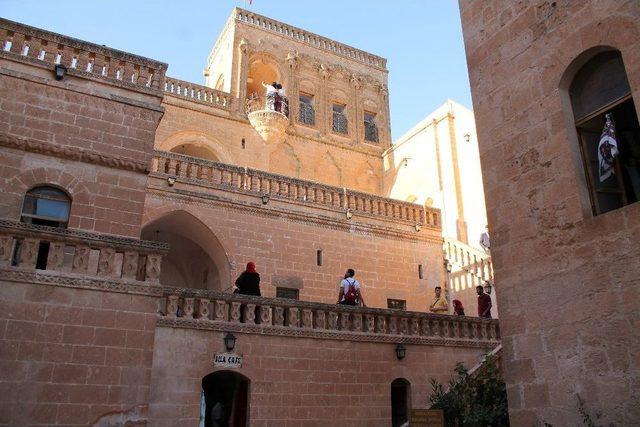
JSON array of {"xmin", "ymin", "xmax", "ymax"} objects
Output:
[
  {"xmin": 0, "ymin": 220, "xmax": 168, "ymax": 285},
  {"xmin": 158, "ymin": 288, "xmax": 500, "ymax": 348},
  {"xmin": 245, "ymin": 93, "xmax": 290, "ymax": 144},
  {"xmin": 149, "ymin": 150, "xmax": 440, "ymax": 234}
]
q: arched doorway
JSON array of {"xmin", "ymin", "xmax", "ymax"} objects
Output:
[
  {"xmin": 141, "ymin": 210, "xmax": 231, "ymax": 291},
  {"xmin": 391, "ymin": 378, "xmax": 411, "ymax": 427},
  {"xmin": 170, "ymin": 143, "xmax": 220, "ymax": 162},
  {"xmin": 200, "ymin": 371, "xmax": 250, "ymax": 427}
]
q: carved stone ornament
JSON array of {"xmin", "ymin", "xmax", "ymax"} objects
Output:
[{"xmin": 248, "ymin": 110, "xmax": 290, "ymax": 144}]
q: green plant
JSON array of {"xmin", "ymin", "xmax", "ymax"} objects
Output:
[{"xmin": 428, "ymin": 356, "xmax": 509, "ymax": 427}]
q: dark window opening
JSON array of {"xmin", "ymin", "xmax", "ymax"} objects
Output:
[
  {"xmin": 418, "ymin": 264, "xmax": 424, "ymax": 279},
  {"xmin": 570, "ymin": 50, "xmax": 639, "ymax": 215},
  {"xmin": 202, "ymin": 371, "xmax": 249, "ymax": 427},
  {"xmin": 35, "ymin": 241, "xmax": 49, "ymax": 270},
  {"xmin": 276, "ymin": 287, "xmax": 299, "ymax": 300},
  {"xmin": 332, "ymin": 103, "xmax": 348, "ymax": 134},
  {"xmin": 364, "ymin": 111, "xmax": 379, "ymax": 143},
  {"xmin": 387, "ymin": 299, "xmax": 406, "ymax": 310},
  {"xmin": 316, "ymin": 249, "xmax": 323, "ymax": 266},
  {"xmin": 21, "ymin": 186, "xmax": 71, "ymax": 228},
  {"xmin": 241, "ymin": 138, "xmax": 246, "ymax": 149},
  {"xmin": 391, "ymin": 378, "xmax": 411, "ymax": 427},
  {"xmin": 299, "ymin": 93, "xmax": 315, "ymax": 126}
]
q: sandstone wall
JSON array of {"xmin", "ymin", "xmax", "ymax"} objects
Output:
[{"xmin": 459, "ymin": 1, "xmax": 640, "ymax": 424}]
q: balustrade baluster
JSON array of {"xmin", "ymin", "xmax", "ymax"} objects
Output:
[
  {"xmin": 197, "ymin": 298, "xmax": 210, "ymax": 320},
  {"xmin": 388, "ymin": 317, "xmax": 398, "ymax": 334},
  {"xmin": 230, "ymin": 302, "xmax": 242, "ymax": 323},
  {"xmin": 259, "ymin": 305, "xmax": 272, "ymax": 325},
  {"xmin": 166, "ymin": 295, "xmax": 179, "ymax": 318},
  {"xmin": 244, "ymin": 303, "xmax": 256, "ymax": 324},
  {"xmin": 183, "ymin": 297, "xmax": 195, "ymax": 319},
  {"xmin": 314, "ymin": 310, "xmax": 326, "ymax": 329},
  {"xmin": 339, "ymin": 312, "xmax": 350, "ymax": 331},
  {"xmin": 97, "ymin": 248, "xmax": 114, "ymax": 277},
  {"xmin": 301, "ymin": 309, "xmax": 313, "ymax": 328},
  {"xmin": 273, "ymin": 306, "xmax": 285, "ymax": 326},
  {"xmin": 327, "ymin": 312, "xmax": 338, "ymax": 330},
  {"xmin": 287, "ymin": 307, "xmax": 300, "ymax": 327},
  {"xmin": 213, "ymin": 300, "xmax": 228, "ymax": 321}
]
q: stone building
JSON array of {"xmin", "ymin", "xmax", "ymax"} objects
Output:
[
  {"xmin": 459, "ymin": 0, "xmax": 639, "ymax": 425},
  {"xmin": 385, "ymin": 100, "xmax": 495, "ymax": 317},
  {"xmin": 0, "ymin": 8, "xmax": 500, "ymax": 426}
]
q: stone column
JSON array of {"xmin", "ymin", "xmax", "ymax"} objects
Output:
[
  {"xmin": 350, "ymin": 74, "xmax": 361, "ymax": 142},
  {"xmin": 234, "ymin": 38, "xmax": 251, "ymax": 114},
  {"xmin": 285, "ymin": 52, "xmax": 299, "ymax": 126},
  {"xmin": 317, "ymin": 64, "xmax": 330, "ymax": 135}
]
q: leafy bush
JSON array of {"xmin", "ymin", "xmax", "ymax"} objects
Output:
[{"xmin": 428, "ymin": 356, "xmax": 509, "ymax": 427}]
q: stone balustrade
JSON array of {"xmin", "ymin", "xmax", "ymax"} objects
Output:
[
  {"xmin": 163, "ymin": 77, "xmax": 232, "ymax": 110},
  {"xmin": 234, "ymin": 8, "xmax": 387, "ymax": 70},
  {"xmin": 0, "ymin": 220, "xmax": 168, "ymax": 283},
  {"xmin": 444, "ymin": 237, "xmax": 494, "ymax": 285},
  {"xmin": 159, "ymin": 289, "xmax": 500, "ymax": 348},
  {"xmin": 0, "ymin": 18, "xmax": 167, "ymax": 92},
  {"xmin": 151, "ymin": 150, "xmax": 439, "ymax": 228}
]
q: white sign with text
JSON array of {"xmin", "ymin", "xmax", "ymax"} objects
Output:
[{"xmin": 213, "ymin": 352, "xmax": 242, "ymax": 368}]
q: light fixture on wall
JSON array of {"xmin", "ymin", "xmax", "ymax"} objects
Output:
[
  {"xmin": 464, "ymin": 133, "xmax": 471, "ymax": 143},
  {"xmin": 54, "ymin": 64, "xmax": 67, "ymax": 80},
  {"xmin": 223, "ymin": 332, "xmax": 236, "ymax": 352},
  {"xmin": 261, "ymin": 194, "xmax": 270, "ymax": 204},
  {"xmin": 395, "ymin": 343, "xmax": 406, "ymax": 360},
  {"xmin": 414, "ymin": 223, "xmax": 422, "ymax": 232},
  {"xmin": 483, "ymin": 280, "xmax": 493, "ymax": 295},
  {"xmin": 167, "ymin": 176, "xmax": 176, "ymax": 187},
  {"xmin": 346, "ymin": 209, "xmax": 353, "ymax": 220}
]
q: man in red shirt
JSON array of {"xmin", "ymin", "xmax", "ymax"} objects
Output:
[{"xmin": 476, "ymin": 285, "xmax": 492, "ymax": 318}]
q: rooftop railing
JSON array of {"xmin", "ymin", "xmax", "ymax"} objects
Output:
[
  {"xmin": 0, "ymin": 18, "xmax": 167, "ymax": 92},
  {"xmin": 151, "ymin": 150, "xmax": 439, "ymax": 229},
  {"xmin": 158, "ymin": 288, "xmax": 500, "ymax": 348},
  {"xmin": 163, "ymin": 77, "xmax": 232, "ymax": 110},
  {"xmin": 0, "ymin": 220, "xmax": 168, "ymax": 283}
]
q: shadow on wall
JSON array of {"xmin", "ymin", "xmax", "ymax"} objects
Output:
[{"xmin": 141, "ymin": 210, "xmax": 231, "ymax": 291}]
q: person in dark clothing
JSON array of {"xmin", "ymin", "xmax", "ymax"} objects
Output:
[
  {"xmin": 453, "ymin": 299, "xmax": 465, "ymax": 316},
  {"xmin": 234, "ymin": 261, "xmax": 261, "ymax": 296},
  {"xmin": 476, "ymin": 285, "xmax": 492, "ymax": 318}
]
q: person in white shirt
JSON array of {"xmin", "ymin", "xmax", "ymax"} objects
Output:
[
  {"xmin": 479, "ymin": 225, "xmax": 490, "ymax": 254},
  {"xmin": 261, "ymin": 81, "xmax": 277, "ymax": 96},
  {"xmin": 337, "ymin": 268, "xmax": 366, "ymax": 307}
]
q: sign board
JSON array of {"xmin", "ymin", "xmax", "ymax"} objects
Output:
[
  {"xmin": 213, "ymin": 352, "xmax": 242, "ymax": 368},
  {"xmin": 410, "ymin": 409, "xmax": 444, "ymax": 427}
]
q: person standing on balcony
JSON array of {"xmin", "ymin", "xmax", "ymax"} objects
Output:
[
  {"xmin": 261, "ymin": 81, "xmax": 277, "ymax": 111},
  {"xmin": 338, "ymin": 268, "xmax": 366, "ymax": 307},
  {"xmin": 453, "ymin": 299, "xmax": 465, "ymax": 316},
  {"xmin": 476, "ymin": 285, "xmax": 492, "ymax": 318},
  {"xmin": 234, "ymin": 261, "xmax": 261, "ymax": 296},
  {"xmin": 429, "ymin": 286, "xmax": 449, "ymax": 314},
  {"xmin": 479, "ymin": 225, "xmax": 490, "ymax": 254}
]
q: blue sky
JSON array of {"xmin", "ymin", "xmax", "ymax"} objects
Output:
[{"xmin": 1, "ymin": 0, "xmax": 472, "ymax": 140}]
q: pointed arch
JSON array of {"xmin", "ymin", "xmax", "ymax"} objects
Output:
[{"xmin": 158, "ymin": 131, "xmax": 233, "ymax": 164}]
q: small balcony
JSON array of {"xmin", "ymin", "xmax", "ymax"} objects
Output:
[{"xmin": 246, "ymin": 93, "xmax": 290, "ymax": 144}]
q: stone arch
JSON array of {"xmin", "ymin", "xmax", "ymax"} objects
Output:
[
  {"xmin": 268, "ymin": 142, "xmax": 300, "ymax": 178},
  {"xmin": 158, "ymin": 131, "xmax": 233, "ymax": 164},
  {"xmin": 4, "ymin": 167, "xmax": 93, "ymax": 227},
  {"xmin": 141, "ymin": 209, "xmax": 232, "ymax": 292},
  {"xmin": 247, "ymin": 52, "xmax": 282, "ymax": 99},
  {"xmin": 313, "ymin": 151, "xmax": 342, "ymax": 187}
]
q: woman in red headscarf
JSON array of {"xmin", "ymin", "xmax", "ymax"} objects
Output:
[
  {"xmin": 453, "ymin": 299, "xmax": 465, "ymax": 316},
  {"xmin": 234, "ymin": 261, "xmax": 261, "ymax": 296}
]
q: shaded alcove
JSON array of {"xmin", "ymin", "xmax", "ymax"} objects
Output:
[
  {"xmin": 170, "ymin": 143, "xmax": 220, "ymax": 162},
  {"xmin": 200, "ymin": 371, "xmax": 250, "ymax": 427},
  {"xmin": 141, "ymin": 210, "xmax": 231, "ymax": 291},
  {"xmin": 391, "ymin": 378, "xmax": 411, "ymax": 427}
]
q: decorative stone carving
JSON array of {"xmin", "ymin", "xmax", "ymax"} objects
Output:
[
  {"xmin": 399, "ymin": 318, "xmax": 409, "ymax": 335},
  {"xmin": 238, "ymin": 38, "xmax": 250, "ymax": 54},
  {"xmin": 244, "ymin": 303, "xmax": 256, "ymax": 324},
  {"xmin": 352, "ymin": 313, "xmax": 363, "ymax": 332},
  {"xmin": 122, "ymin": 251, "xmax": 139, "ymax": 279},
  {"xmin": 339, "ymin": 312, "xmax": 350, "ymax": 331},
  {"xmin": 388, "ymin": 317, "xmax": 398, "ymax": 335},
  {"xmin": 421, "ymin": 319, "xmax": 430, "ymax": 336},
  {"xmin": 432, "ymin": 320, "xmax": 441, "ymax": 337},
  {"xmin": 145, "ymin": 254, "xmax": 162, "ymax": 284},
  {"xmin": 365, "ymin": 314, "xmax": 375, "ymax": 333},
  {"xmin": 376, "ymin": 316, "xmax": 387, "ymax": 334},
  {"xmin": 166, "ymin": 295, "xmax": 179, "ymax": 318},
  {"xmin": 327, "ymin": 312, "xmax": 338, "ymax": 330},
  {"xmin": 183, "ymin": 297, "xmax": 195, "ymax": 319},
  {"xmin": 273, "ymin": 307, "xmax": 285, "ymax": 326},
  {"xmin": 197, "ymin": 298, "xmax": 210, "ymax": 320},
  {"xmin": 287, "ymin": 307, "xmax": 299, "ymax": 327},
  {"xmin": 259, "ymin": 305, "xmax": 272, "ymax": 325},
  {"xmin": 314, "ymin": 310, "xmax": 326, "ymax": 329},
  {"xmin": 72, "ymin": 245, "xmax": 90, "ymax": 273},
  {"xmin": 0, "ymin": 235, "xmax": 13, "ymax": 266},
  {"xmin": 214, "ymin": 300, "xmax": 228, "ymax": 321},
  {"xmin": 46, "ymin": 241, "xmax": 65, "ymax": 271},
  {"xmin": 230, "ymin": 302, "xmax": 242, "ymax": 323},
  {"xmin": 18, "ymin": 238, "xmax": 39, "ymax": 268},
  {"xmin": 411, "ymin": 319, "xmax": 420, "ymax": 336},
  {"xmin": 248, "ymin": 110, "xmax": 290, "ymax": 144},
  {"xmin": 97, "ymin": 247, "xmax": 116, "ymax": 276},
  {"xmin": 302, "ymin": 309, "xmax": 313, "ymax": 328},
  {"xmin": 442, "ymin": 320, "xmax": 450, "ymax": 338}
]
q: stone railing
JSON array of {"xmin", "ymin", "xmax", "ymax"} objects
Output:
[
  {"xmin": 444, "ymin": 237, "xmax": 493, "ymax": 285},
  {"xmin": 163, "ymin": 77, "xmax": 232, "ymax": 110},
  {"xmin": 151, "ymin": 150, "xmax": 439, "ymax": 228},
  {"xmin": 0, "ymin": 220, "xmax": 168, "ymax": 283},
  {"xmin": 158, "ymin": 289, "xmax": 500, "ymax": 348},
  {"xmin": 0, "ymin": 18, "xmax": 167, "ymax": 92},
  {"xmin": 234, "ymin": 8, "xmax": 387, "ymax": 70}
]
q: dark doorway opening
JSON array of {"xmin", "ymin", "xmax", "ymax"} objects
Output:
[
  {"xmin": 202, "ymin": 371, "xmax": 249, "ymax": 427},
  {"xmin": 391, "ymin": 378, "xmax": 411, "ymax": 427}
]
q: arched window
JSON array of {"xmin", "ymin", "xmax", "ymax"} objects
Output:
[
  {"xmin": 569, "ymin": 50, "xmax": 639, "ymax": 215},
  {"xmin": 21, "ymin": 186, "xmax": 71, "ymax": 228}
]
